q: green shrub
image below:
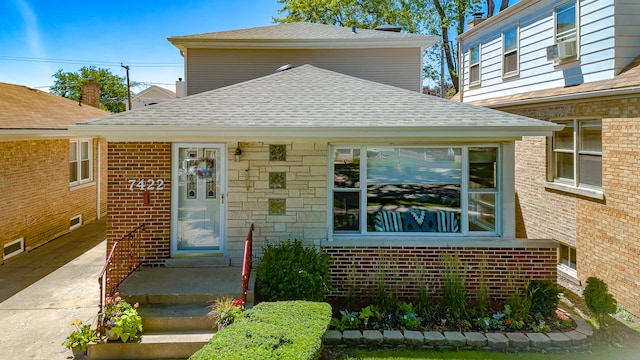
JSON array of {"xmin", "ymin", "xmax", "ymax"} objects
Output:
[
  {"xmin": 190, "ymin": 301, "xmax": 332, "ymax": 360},
  {"xmin": 256, "ymin": 239, "xmax": 332, "ymax": 302},
  {"xmin": 583, "ymin": 276, "xmax": 617, "ymax": 327},
  {"xmin": 527, "ymin": 280, "xmax": 561, "ymax": 318},
  {"xmin": 441, "ymin": 253, "xmax": 467, "ymax": 322}
]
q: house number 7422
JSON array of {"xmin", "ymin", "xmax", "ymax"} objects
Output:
[{"xmin": 128, "ymin": 179, "xmax": 165, "ymax": 191}]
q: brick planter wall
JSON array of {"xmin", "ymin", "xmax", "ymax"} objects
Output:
[{"xmin": 324, "ymin": 246, "xmax": 557, "ymax": 299}]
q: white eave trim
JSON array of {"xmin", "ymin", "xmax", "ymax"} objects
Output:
[
  {"xmin": 0, "ymin": 129, "xmax": 74, "ymax": 142},
  {"xmin": 70, "ymin": 125, "xmax": 559, "ymax": 141},
  {"xmin": 169, "ymin": 37, "xmax": 439, "ymax": 51}
]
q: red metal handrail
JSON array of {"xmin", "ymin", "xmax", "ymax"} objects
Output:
[
  {"xmin": 241, "ymin": 224, "xmax": 254, "ymax": 310},
  {"xmin": 97, "ymin": 223, "xmax": 145, "ymax": 332}
]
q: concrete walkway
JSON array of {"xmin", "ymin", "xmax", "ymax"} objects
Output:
[{"xmin": 0, "ymin": 219, "xmax": 106, "ymax": 359}]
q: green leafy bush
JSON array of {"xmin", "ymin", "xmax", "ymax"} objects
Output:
[
  {"xmin": 190, "ymin": 301, "xmax": 332, "ymax": 360},
  {"xmin": 256, "ymin": 239, "xmax": 332, "ymax": 301},
  {"xmin": 441, "ymin": 253, "xmax": 468, "ymax": 322},
  {"xmin": 528, "ymin": 280, "xmax": 561, "ymax": 317},
  {"xmin": 583, "ymin": 276, "xmax": 617, "ymax": 327}
]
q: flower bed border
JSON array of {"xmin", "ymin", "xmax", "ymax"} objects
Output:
[{"xmin": 324, "ymin": 312, "xmax": 593, "ymax": 352}]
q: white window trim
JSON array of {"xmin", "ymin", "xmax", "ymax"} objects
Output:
[
  {"xmin": 549, "ymin": 118, "xmax": 602, "ymax": 197},
  {"xmin": 328, "ymin": 145, "xmax": 501, "ymax": 239},
  {"xmin": 502, "ymin": 26, "xmax": 519, "ymax": 78},
  {"xmin": 469, "ymin": 43, "xmax": 481, "ymax": 87},
  {"xmin": 553, "ymin": 0, "xmax": 580, "ymax": 63},
  {"xmin": 70, "ymin": 139, "xmax": 93, "ymax": 187},
  {"xmin": 4, "ymin": 237, "xmax": 25, "ymax": 260}
]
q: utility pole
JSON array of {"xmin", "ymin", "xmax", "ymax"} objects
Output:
[
  {"xmin": 440, "ymin": 40, "xmax": 445, "ymax": 98},
  {"xmin": 121, "ymin": 63, "xmax": 132, "ymax": 110}
]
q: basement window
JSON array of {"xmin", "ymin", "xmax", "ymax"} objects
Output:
[
  {"xmin": 4, "ymin": 238, "xmax": 25, "ymax": 260},
  {"xmin": 70, "ymin": 215, "xmax": 83, "ymax": 231}
]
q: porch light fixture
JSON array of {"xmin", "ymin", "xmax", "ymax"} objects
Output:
[{"xmin": 234, "ymin": 147, "xmax": 242, "ymax": 162}]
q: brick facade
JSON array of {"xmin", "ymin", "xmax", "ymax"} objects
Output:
[
  {"xmin": 325, "ymin": 246, "xmax": 557, "ymax": 299},
  {"xmin": 0, "ymin": 138, "xmax": 107, "ymax": 260},
  {"xmin": 106, "ymin": 142, "xmax": 172, "ymax": 265},
  {"xmin": 500, "ymin": 95, "xmax": 640, "ymax": 316},
  {"xmin": 106, "ymin": 140, "xmax": 557, "ymax": 300}
]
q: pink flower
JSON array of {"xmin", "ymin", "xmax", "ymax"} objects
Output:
[
  {"xmin": 105, "ymin": 297, "xmax": 112, "ymax": 304},
  {"xmin": 134, "ymin": 302, "xmax": 139, "ymax": 308},
  {"xmin": 115, "ymin": 296, "xmax": 122, "ymax": 302}
]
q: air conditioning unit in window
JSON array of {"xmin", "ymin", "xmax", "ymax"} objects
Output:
[{"xmin": 546, "ymin": 40, "xmax": 577, "ymax": 61}]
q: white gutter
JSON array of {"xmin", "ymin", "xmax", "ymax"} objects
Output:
[
  {"xmin": 96, "ymin": 140, "xmax": 101, "ymax": 220},
  {"xmin": 70, "ymin": 125, "xmax": 561, "ymax": 141}
]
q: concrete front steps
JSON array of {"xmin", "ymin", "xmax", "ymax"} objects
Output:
[{"xmin": 88, "ymin": 258, "xmax": 254, "ymax": 360}]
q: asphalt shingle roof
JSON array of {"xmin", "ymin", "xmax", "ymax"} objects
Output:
[
  {"xmin": 0, "ymin": 82, "xmax": 109, "ymax": 129},
  {"xmin": 78, "ymin": 65, "xmax": 556, "ymax": 133},
  {"xmin": 169, "ymin": 21, "xmax": 436, "ymax": 42}
]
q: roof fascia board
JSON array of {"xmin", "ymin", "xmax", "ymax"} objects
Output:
[
  {"xmin": 0, "ymin": 129, "xmax": 74, "ymax": 141},
  {"xmin": 70, "ymin": 125, "xmax": 559, "ymax": 140},
  {"xmin": 170, "ymin": 38, "xmax": 439, "ymax": 51}
]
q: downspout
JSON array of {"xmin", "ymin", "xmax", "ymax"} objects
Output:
[
  {"xmin": 96, "ymin": 139, "xmax": 101, "ymax": 220},
  {"xmin": 458, "ymin": 38, "xmax": 464, "ymax": 102}
]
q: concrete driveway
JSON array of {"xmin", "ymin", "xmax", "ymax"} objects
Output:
[{"xmin": 0, "ymin": 220, "xmax": 105, "ymax": 359}]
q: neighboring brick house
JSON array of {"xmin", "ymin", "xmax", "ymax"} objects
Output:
[
  {"xmin": 456, "ymin": 0, "xmax": 640, "ymax": 315},
  {"xmin": 131, "ymin": 85, "xmax": 176, "ymax": 110},
  {"xmin": 0, "ymin": 81, "xmax": 108, "ymax": 262},
  {"xmin": 74, "ymin": 21, "xmax": 562, "ymax": 301}
]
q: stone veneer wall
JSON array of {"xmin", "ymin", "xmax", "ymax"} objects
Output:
[
  {"xmin": 324, "ymin": 246, "xmax": 557, "ymax": 299},
  {"xmin": 1, "ymin": 138, "xmax": 106, "ymax": 259},
  {"xmin": 499, "ymin": 95, "xmax": 640, "ymax": 316},
  {"xmin": 226, "ymin": 141, "xmax": 328, "ymax": 266}
]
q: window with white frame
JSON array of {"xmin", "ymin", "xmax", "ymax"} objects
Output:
[
  {"xmin": 555, "ymin": 1, "xmax": 577, "ymax": 42},
  {"xmin": 502, "ymin": 27, "xmax": 519, "ymax": 76},
  {"xmin": 332, "ymin": 146, "xmax": 499, "ymax": 236},
  {"xmin": 558, "ymin": 243, "xmax": 577, "ymax": 271},
  {"xmin": 552, "ymin": 119, "xmax": 601, "ymax": 189},
  {"xmin": 70, "ymin": 139, "xmax": 92, "ymax": 186},
  {"xmin": 469, "ymin": 44, "xmax": 481, "ymax": 85}
]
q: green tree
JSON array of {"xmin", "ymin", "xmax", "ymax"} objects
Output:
[
  {"xmin": 274, "ymin": 0, "xmax": 493, "ymax": 93},
  {"xmin": 50, "ymin": 66, "xmax": 128, "ymax": 113}
]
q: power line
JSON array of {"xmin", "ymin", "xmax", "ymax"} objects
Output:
[{"xmin": 0, "ymin": 56, "xmax": 181, "ymax": 67}]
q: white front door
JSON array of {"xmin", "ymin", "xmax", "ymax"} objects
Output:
[{"xmin": 171, "ymin": 144, "xmax": 225, "ymax": 255}]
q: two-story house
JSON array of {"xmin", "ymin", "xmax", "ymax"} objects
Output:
[
  {"xmin": 457, "ymin": 0, "xmax": 640, "ymax": 316},
  {"xmin": 0, "ymin": 81, "xmax": 108, "ymax": 263},
  {"xmin": 73, "ymin": 22, "xmax": 561, "ymax": 302}
]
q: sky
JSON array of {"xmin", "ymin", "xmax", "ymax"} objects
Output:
[
  {"xmin": 1, "ymin": 0, "xmax": 511, "ymax": 94},
  {"xmin": 1, "ymin": 0, "xmax": 284, "ymax": 93}
]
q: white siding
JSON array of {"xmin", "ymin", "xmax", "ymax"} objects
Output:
[
  {"xmin": 614, "ymin": 1, "xmax": 640, "ymax": 71},
  {"xmin": 459, "ymin": 0, "xmax": 640, "ymax": 103}
]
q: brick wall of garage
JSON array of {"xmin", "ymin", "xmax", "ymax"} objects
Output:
[{"xmin": 0, "ymin": 138, "xmax": 106, "ymax": 260}]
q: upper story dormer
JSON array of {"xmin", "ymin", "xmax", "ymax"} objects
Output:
[
  {"xmin": 457, "ymin": 0, "xmax": 640, "ymax": 103},
  {"xmin": 168, "ymin": 22, "xmax": 438, "ymax": 96}
]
